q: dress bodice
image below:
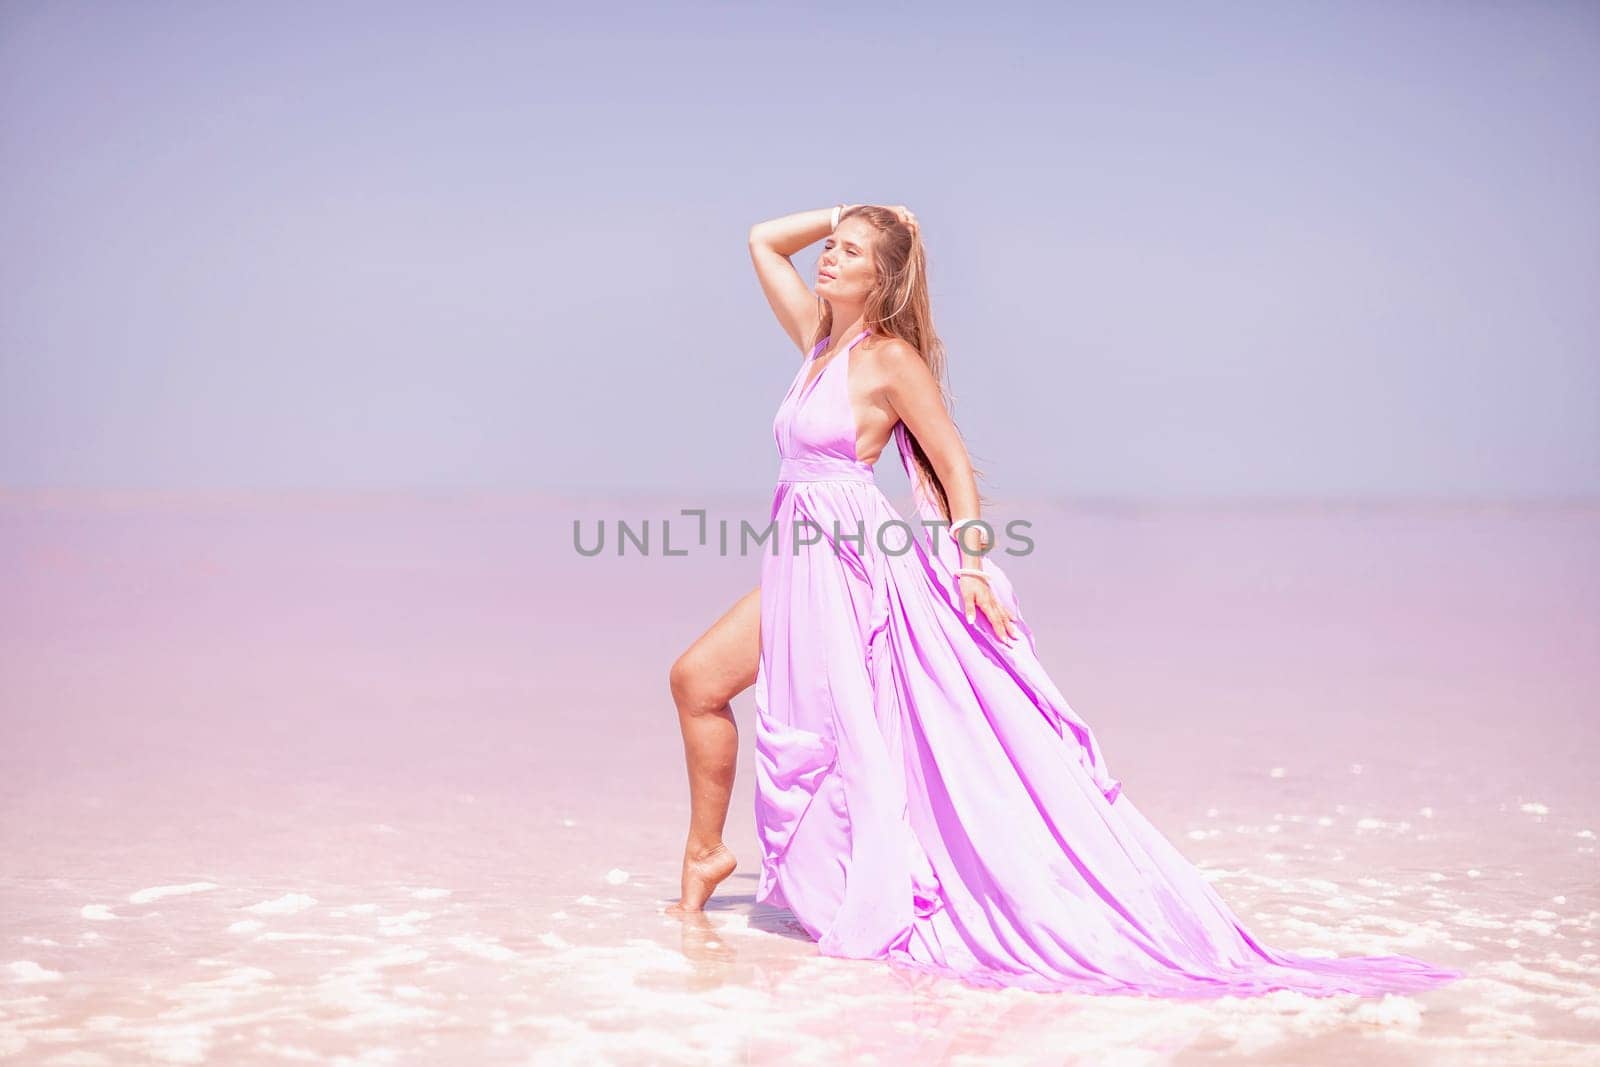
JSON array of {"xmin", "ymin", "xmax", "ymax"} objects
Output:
[
  {"xmin": 768, "ymin": 329, "xmax": 948, "ymax": 534},
  {"xmin": 772, "ymin": 329, "xmax": 875, "ymax": 478}
]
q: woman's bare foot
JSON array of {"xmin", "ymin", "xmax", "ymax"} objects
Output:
[{"xmin": 666, "ymin": 842, "xmax": 737, "ymax": 913}]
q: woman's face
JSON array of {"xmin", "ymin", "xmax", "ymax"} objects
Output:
[{"xmin": 817, "ymin": 219, "xmax": 876, "ymax": 301}]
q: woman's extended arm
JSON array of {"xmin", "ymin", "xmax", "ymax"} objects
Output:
[
  {"xmin": 748, "ymin": 205, "xmax": 854, "ymax": 355},
  {"xmin": 878, "ymin": 336, "xmax": 1018, "ymax": 642},
  {"xmin": 878, "ymin": 341, "xmax": 982, "ymax": 558}
]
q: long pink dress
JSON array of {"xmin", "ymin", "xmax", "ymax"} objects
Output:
[{"xmin": 751, "ymin": 328, "xmax": 1464, "ymax": 998}]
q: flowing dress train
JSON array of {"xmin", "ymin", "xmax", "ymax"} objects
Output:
[{"xmin": 751, "ymin": 329, "xmax": 1464, "ymax": 998}]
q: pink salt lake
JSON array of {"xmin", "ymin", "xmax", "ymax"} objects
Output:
[{"xmin": 1, "ymin": 489, "xmax": 1596, "ymax": 1064}]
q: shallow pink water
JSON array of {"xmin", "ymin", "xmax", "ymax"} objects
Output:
[{"xmin": 2, "ymin": 490, "xmax": 1597, "ymax": 1064}]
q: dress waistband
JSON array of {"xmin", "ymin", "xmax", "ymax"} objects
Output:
[{"xmin": 778, "ymin": 455, "xmax": 876, "ymax": 483}]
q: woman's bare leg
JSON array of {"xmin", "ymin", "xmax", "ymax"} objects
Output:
[{"xmin": 665, "ymin": 585, "xmax": 760, "ymax": 912}]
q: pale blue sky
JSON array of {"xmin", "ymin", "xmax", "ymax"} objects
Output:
[{"xmin": 2, "ymin": 1, "xmax": 1596, "ymax": 498}]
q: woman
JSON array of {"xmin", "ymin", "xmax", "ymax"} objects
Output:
[{"xmin": 667, "ymin": 203, "xmax": 1464, "ymax": 998}]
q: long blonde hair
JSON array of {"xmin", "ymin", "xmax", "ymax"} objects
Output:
[{"xmin": 810, "ymin": 205, "xmax": 988, "ymax": 523}]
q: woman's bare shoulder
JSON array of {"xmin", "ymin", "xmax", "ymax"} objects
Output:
[{"xmin": 861, "ymin": 335, "xmax": 926, "ymax": 374}]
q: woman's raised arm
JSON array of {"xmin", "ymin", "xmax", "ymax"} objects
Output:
[{"xmin": 747, "ymin": 205, "xmax": 849, "ymax": 357}]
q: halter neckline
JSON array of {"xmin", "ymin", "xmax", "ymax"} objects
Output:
[{"xmin": 798, "ymin": 327, "xmax": 872, "ymax": 403}]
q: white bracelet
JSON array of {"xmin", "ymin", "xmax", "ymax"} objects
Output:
[
  {"xmin": 954, "ymin": 567, "xmax": 991, "ymax": 583},
  {"xmin": 949, "ymin": 517, "xmax": 991, "ymax": 549},
  {"xmin": 831, "ymin": 204, "xmax": 842, "ymax": 230}
]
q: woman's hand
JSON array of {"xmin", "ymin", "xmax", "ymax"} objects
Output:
[
  {"xmin": 960, "ymin": 574, "xmax": 1020, "ymax": 645},
  {"xmin": 843, "ymin": 203, "xmax": 917, "ymax": 234},
  {"xmin": 886, "ymin": 204, "xmax": 918, "ymax": 235}
]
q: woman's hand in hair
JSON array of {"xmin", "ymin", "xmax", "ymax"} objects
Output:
[{"xmin": 886, "ymin": 204, "xmax": 918, "ymax": 234}]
